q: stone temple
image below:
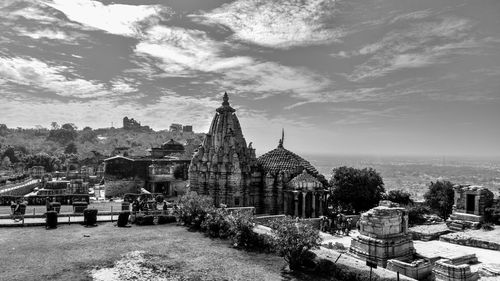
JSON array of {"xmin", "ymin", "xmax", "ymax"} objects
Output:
[
  {"xmin": 188, "ymin": 93, "xmax": 328, "ymax": 217},
  {"xmin": 350, "ymin": 203, "xmax": 415, "ymax": 267}
]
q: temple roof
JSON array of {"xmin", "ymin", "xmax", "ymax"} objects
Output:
[
  {"xmin": 161, "ymin": 139, "xmax": 184, "ymax": 150},
  {"xmin": 289, "ymin": 170, "xmax": 322, "ymax": 186},
  {"xmin": 257, "ymin": 140, "xmax": 319, "ymax": 175}
]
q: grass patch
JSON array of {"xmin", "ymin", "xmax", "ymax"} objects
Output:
[{"xmin": 0, "ymin": 223, "xmax": 288, "ymax": 281}]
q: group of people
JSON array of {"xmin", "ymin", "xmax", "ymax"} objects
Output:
[
  {"xmin": 319, "ymin": 213, "xmax": 354, "ymax": 236},
  {"xmin": 131, "ymin": 198, "xmax": 170, "ymax": 213}
]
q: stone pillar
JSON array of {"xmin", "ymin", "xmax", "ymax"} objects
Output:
[
  {"xmin": 294, "ymin": 192, "xmax": 299, "ymax": 217},
  {"xmin": 283, "ymin": 192, "xmax": 288, "ymax": 215},
  {"xmin": 302, "ymin": 192, "xmax": 307, "ymax": 218},
  {"xmin": 312, "ymin": 192, "xmax": 316, "ymax": 218},
  {"xmin": 474, "ymin": 195, "xmax": 480, "ymax": 215},
  {"xmin": 319, "ymin": 192, "xmax": 323, "ymax": 216}
]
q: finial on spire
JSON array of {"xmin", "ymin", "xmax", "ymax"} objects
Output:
[
  {"xmin": 222, "ymin": 92, "xmax": 229, "ymax": 106},
  {"xmin": 278, "ymin": 128, "xmax": 284, "ymax": 148}
]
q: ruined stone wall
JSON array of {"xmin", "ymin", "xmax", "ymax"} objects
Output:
[{"xmin": 432, "ymin": 259, "xmax": 479, "ymax": 281}]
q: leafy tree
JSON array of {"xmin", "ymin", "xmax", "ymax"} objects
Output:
[
  {"xmin": 424, "ymin": 180, "xmax": 455, "ymax": 219},
  {"xmin": 270, "ymin": 217, "xmax": 322, "ymax": 270},
  {"xmin": 385, "ymin": 190, "xmax": 413, "ymax": 206},
  {"xmin": 2, "ymin": 147, "xmax": 19, "ymax": 163},
  {"xmin": 50, "ymin": 122, "xmax": 60, "ymax": 130},
  {"xmin": 61, "ymin": 123, "xmax": 77, "ymax": 131},
  {"xmin": 64, "ymin": 142, "xmax": 78, "ymax": 154},
  {"xmin": 329, "ymin": 166, "xmax": 385, "ymax": 213},
  {"xmin": 1, "ymin": 156, "xmax": 11, "ymax": 168},
  {"xmin": 79, "ymin": 128, "xmax": 98, "ymax": 143},
  {"xmin": 47, "ymin": 124, "xmax": 77, "ymax": 145},
  {"xmin": 0, "ymin": 124, "xmax": 8, "ymax": 136}
]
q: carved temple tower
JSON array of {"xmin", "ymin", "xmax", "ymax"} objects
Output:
[{"xmin": 188, "ymin": 93, "xmax": 260, "ymax": 207}]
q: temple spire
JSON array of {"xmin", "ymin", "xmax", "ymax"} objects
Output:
[
  {"xmin": 217, "ymin": 91, "xmax": 235, "ymax": 113},
  {"xmin": 222, "ymin": 92, "xmax": 229, "ymax": 106},
  {"xmin": 278, "ymin": 128, "xmax": 285, "ymax": 148}
]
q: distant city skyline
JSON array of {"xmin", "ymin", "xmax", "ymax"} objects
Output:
[{"xmin": 1, "ymin": 0, "xmax": 499, "ymax": 158}]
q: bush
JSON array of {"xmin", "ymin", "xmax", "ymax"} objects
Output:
[
  {"xmin": 270, "ymin": 216, "xmax": 322, "ymax": 270},
  {"xmin": 45, "ymin": 211, "xmax": 58, "ymax": 229},
  {"xmin": 83, "ymin": 209, "xmax": 98, "ymax": 226},
  {"xmin": 482, "ymin": 222, "xmax": 495, "ymax": 231},
  {"xmin": 157, "ymin": 215, "xmax": 177, "ymax": 225},
  {"xmin": 225, "ymin": 212, "xmax": 270, "ymax": 252},
  {"xmin": 201, "ymin": 208, "xmax": 232, "ymax": 238},
  {"xmin": 135, "ymin": 215, "xmax": 154, "ymax": 225},
  {"xmin": 484, "ymin": 207, "xmax": 500, "ymax": 224},
  {"xmin": 117, "ymin": 211, "xmax": 130, "ymax": 227},
  {"xmin": 408, "ymin": 205, "xmax": 431, "ymax": 226},
  {"xmin": 174, "ymin": 192, "xmax": 214, "ymax": 229}
]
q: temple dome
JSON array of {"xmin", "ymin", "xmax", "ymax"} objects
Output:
[{"xmin": 257, "ymin": 141, "xmax": 319, "ymax": 176}]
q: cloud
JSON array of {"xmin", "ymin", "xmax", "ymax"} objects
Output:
[
  {"xmin": 135, "ymin": 26, "xmax": 253, "ymax": 76},
  {"xmin": 346, "ymin": 16, "xmax": 480, "ymax": 81},
  {"xmin": 135, "ymin": 25, "xmax": 332, "ymax": 98},
  {"xmin": 14, "ymin": 27, "xmax": 87, "ymax": 44},
  {"xmin": 196, "ymin": 0, "xmax": 342, "ymax": 49},
  {"xmin": 0, "ymin": 56, "xmax": 109, "ymax": 98},
  {"xmin": 42, "ymin": 0, "xmax": 170, "ymax": 37}
]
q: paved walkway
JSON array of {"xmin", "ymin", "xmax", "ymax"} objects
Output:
[{"xmin": 0, "ymin": 214, "xmax": 118, "ymax": 227}]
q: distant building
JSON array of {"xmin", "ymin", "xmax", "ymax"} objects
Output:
[
  {"xmin": 169, "ymin": 123, "xmax": 182, "ymax": 132},
  {"xmin": 104, "ymin": 139, "xmax": 191, "ymax": 196},
  {"xmin": 182, "ymin": 125, "xmax": 193, "ymax": 132},
  {"xmin": 148, "ymin": 139, "xmax": 185, "ymax": 158},
  {"xmin": 123, "ymin": 116, "xmax": 151, "ymax": 131}
]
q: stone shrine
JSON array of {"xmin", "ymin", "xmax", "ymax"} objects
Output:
[
  {"xmin": 188, "ymin": 93, "xmax": 260, "ymax": 208},
  {"xmin": 188, "ymin": 93, "xmax": 327, "ymax": 216},
  {"xmin": 448, "ymin": 184, "xmax": 494, "ymax": 231},
  {"xmin": 349, "ymin": 204, "xmax": 415, "ymax": 267}
]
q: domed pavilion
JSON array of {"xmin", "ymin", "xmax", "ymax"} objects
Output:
[{"xmin": 257, "ymin": 133, "xmax": 328, "ymax": 217}]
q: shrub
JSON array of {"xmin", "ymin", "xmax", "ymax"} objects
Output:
[
  {"xmin": 270, "ymin": 216, "xmax": 322, "ymax": 270},
  {"xmin": 407, "ymin": 205, "xmax": 431, "ymax": 226},
  {"xmin": 45, "ymin": 211, "xmax": 58, "ymax": 229},
  {"xmin": 157, "ymin": 215, "xmax": 177, "ymax": 225},
  {"xmin": 201, "ymin": 208, "xmax": 232, "ymax": 238},
  {"xmin": 484, "ymin": 207, "xmax": 500, "ymax": 224},
  {"xmin": 117, "ymin": 211, "xmax": 130, "ymax": 227},
  {"xmin": 174, "ymin": 192, "xmax": 214, "ymax": 229},
  {"xmin": 83, "ymin": 209, "xmax": 98, "ymax": 226},
  {"xmin": 135, "ymin": 215, "xmax": 155, "ymax": 225},
  {"xmin": 482, "ymin": 222, "xmax": 495, "ymax": 231}
]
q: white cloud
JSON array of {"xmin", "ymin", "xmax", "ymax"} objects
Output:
[
  {"xmin": 135, "ymin": 25, "xmax": 332, "ymax": 98},
  {"xmin": 347, "ymin": 16, "xmax": 479, "ymax": 81},
  {"xmin": 0, "ymin": 56, "xmax": 108, "ymax": 98},
  {"xmin": 43, "ymin": 0, "xmax": 169, "ymax": 37},
  {"xmin": 197, "ymin": 0, "xmax": 343, "ymax": 49}
]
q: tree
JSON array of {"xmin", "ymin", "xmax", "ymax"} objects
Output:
[
  {"xmin": 64, "ymin": 142, "xmax": 78, "ymax": 154},
  {"xmin": 329, "ymin": 166, "xmax": 385, "ymax": 213},
  {"xmin": 1, "ymin": 156, "xmax": 11, "ymax": 168},
  {"xmin": 424, "ymin": 180, "xmax": 455, "ymax": 219},
  {"xmin": 50, "ymin": 122, "xmax": 59, "ymax": 130},
  {"xmin": 0, "ymin": 124, "xmax": 8, "ymax": 136},
  {"xmin": 385, "ymin": 190, "xmax": 413, "ymax": 206},
  {"xmin": 47, "ymin": 124, "xmax": 77, "ymax": 145},
  {"xmin": 61, "ymin": 123, "xmax": 77, "ymax": 131},
  {"xmin": 270, "ymin": 217, "xmax": 322, "ymax": 270}
]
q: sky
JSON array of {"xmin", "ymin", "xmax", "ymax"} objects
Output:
[{"xmin": 0, "ymin": 0, "xmax": 499, "ymax": 157}]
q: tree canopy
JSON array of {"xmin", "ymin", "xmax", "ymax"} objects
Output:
[
  {"xmin": 329, "ymin": 166, "xmax": 385, "ymax": 213},
  {"xmin": 384, "ymin": 190, "xmax": 413, "ymax": 206},
  {"xmin": 424, "ymin": 180, "xmax": 455, "ymax": 219}
]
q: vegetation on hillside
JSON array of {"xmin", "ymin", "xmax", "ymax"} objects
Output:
[{"xmin": 0, "ymin": 123, "xmax": 204, "ymax": 172}]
